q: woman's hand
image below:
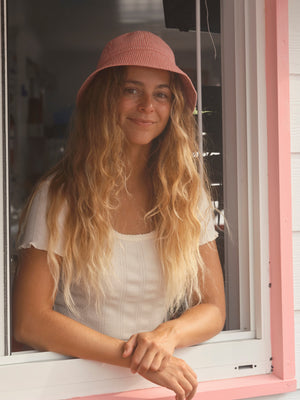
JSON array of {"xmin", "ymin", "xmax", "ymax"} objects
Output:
[
  {"xmin": 122, "ymin": 324, "xmax": 178, "ymax": 374},
  {"xmin": 140, "ymin": 356, "xmax": 198, "ymax": 400}
]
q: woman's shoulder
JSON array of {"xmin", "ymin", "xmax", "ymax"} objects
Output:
[
  {"xmin": 32, "ymin": 178, "xmax": 51, "ymax": 201},
  {"xmin": 32, "ymin": 174, "xmax": 65, "ymax": 206},
  {"xmin": 18, "ymin": 176, "xmax": 66, "ymax": 256}
]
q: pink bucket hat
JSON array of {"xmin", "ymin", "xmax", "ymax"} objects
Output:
[{"xmin": 77, "ymin": 31, "xmax": 197, "ymax": 111}]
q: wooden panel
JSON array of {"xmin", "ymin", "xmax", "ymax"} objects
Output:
[
  {"xmin": 290, "ymin": 75, "xmax": 300, "ymax": 153},
  {"xmin": 291, "ymin": 155, "xmax": 300, "ymax": 231},
  {"xmin": 289, "ymin": 0, "xmax": 300, "ymax": 74}
]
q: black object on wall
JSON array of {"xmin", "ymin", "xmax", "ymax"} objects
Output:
[{"xmin": 163, "ymin": 0, "xmax": 220, "ymax": 33}]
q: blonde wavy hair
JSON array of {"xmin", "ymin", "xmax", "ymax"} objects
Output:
[{"xmin": 19, "ymin": 67, "xmax": 213, "ymax": 316}]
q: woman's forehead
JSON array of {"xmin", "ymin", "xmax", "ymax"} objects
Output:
[{"xmin": 125, "ymin": 66, "xmax": 171, "ymax": 85}]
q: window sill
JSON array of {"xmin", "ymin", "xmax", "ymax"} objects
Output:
[
  {"xmin": 0, "ymin": 352, "xmax": 295, "ymax": 400},
  {"xmin": 73, "ymin": 375, "xmax": 297, "ymax": 400}
]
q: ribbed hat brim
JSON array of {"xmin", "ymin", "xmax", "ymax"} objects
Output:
[{"xmin": 77, "ymin": 31, "xmax": 197, "ymax": 111}]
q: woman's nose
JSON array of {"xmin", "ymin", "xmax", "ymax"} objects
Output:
[{"xmin": 138, "ymin": 93, "xmax": 154, "ymax": 112}]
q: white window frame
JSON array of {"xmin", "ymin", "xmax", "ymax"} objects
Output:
[
  {"xmin": 0, "ymin": 0, "xmax": 279, "ymax": 399},
  {"xmin": 0, "ymin": 0, "xmax": 9, "ymax": 359}
]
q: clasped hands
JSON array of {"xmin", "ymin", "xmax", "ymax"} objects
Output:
[{"xmin": 122, "ymin": 325, "xmax": 198, "ymax": 400}]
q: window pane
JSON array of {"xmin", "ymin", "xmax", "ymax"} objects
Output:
[{"xmin": 7, "ymin": 0, "xmax": 240, "ymax": 354}]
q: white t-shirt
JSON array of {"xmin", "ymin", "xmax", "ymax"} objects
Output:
[{"xmin": 18, "ymin": 180, "xmax": 218, "ymax": 340}]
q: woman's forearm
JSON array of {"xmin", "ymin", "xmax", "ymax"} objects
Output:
[
  {"xmin": 14, "ymin": 308, "xmax": 130, "ymax": 368},
  {"xmin": 122, "ymin": 301, "xmax": 225, "ymax": 375},
  {"xmin": 154, "ymin": 241, "xmax": 226, "ymax": 350},
  {"xmin": 13, "ymin": 248, "xmax": 130, "ymax": 368},
  {"xmin": 14, "ymin": 308, "xmax": 199, "ymax": 399},
  {"xmin": 158, "ymin": 302, "xmax": 225, "ymax": 350},
  {"xmin": 123, "ymin": 241, "xmax": 226, "ymax": 373}
]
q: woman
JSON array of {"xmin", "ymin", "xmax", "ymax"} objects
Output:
[{"xmin": 13, "ymin": 31, "xmax": 225, "ymax": 400}]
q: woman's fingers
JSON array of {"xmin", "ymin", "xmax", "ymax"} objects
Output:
[
  {"xmin": 175, "ymin": 360, "xmax": 198, "ymax": 400},
  {"xmin": 176, "ymin": 359, "xmax": 198, "ymax": 400},
  {"xmin": 131, "ymin": 349, "xmax": 151, "ymax": 373},
  {"xmin": 140, "ymin": 356, "xmax": 198, "ymax": 400},
  {"xmin": 150, "ymin": 352, "xmax": 168, "ymax": 371},
  {"xmin": 182, "ymin": 368, "xmax": 198, "ymax": 400},
  {"xmin": 174, "ymin": 382, "xmax": 190, "ymax": 400},
  {"xmin": 129, "ymin": 338, "xmax": 151, "ymax": 372},
  {"xmin": 124, "ymin": 327, "xmax": 177, "ymax": 373},
  {"xmin": 129, "ymin": 334, "xmax": 168, "ymax": 373},
  {"xmin": 137, "ymin": 351, "xmax": 168, "ymax": 374},
  {"xmin": 122, "ymin": 334, "xmax": 137, "ymax": 358}
]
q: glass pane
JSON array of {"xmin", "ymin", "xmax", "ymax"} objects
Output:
[{"xmin": 7, "ymin": 0, "xmax": 236, "ymax": 353}]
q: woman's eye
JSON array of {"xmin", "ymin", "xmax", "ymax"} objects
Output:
[
  {"xmin": 155, "ymin": 92, "xmax": 171, "ymax": 101},
  {"xmin": 123, "ymin": 87, "xmax": 139, "ymax": 96}
]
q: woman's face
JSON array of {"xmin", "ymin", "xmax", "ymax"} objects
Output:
[{"xmin": 117, "ymin": 66, "xmax": 172, "ymax": 149}]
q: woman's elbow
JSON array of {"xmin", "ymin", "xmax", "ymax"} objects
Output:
[
  {"xmin": 215, "ymin": 303, "xmax": 226, "ymax": 333},
  {"xmin": 13, "ymin": 312, "xmax": 34, "ymax": 346},
  {"xmin": 218, "ymin": 311, "xmax": 226, "ymax": 333},
  {"xmin": 13, "ymin": 310, "xmax": 46, "ymax": 351}
]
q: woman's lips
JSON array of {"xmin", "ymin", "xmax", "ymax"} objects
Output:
[{"xmin": 128, "ymin": 118, "xmax": 155, "ymax": 126}]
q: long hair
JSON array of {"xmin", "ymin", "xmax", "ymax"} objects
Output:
[
  {"xmin": 19, "ymin": 67, "xmax": 213, "ymax": 316},
  {"xmin": 146, "ymin": 73, "xmax": 212, "ymax": 314}
]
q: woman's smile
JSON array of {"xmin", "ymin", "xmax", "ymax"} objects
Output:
[{"xmin": 128, "ymin": 117, "xmax": 156, "ymax": 126}]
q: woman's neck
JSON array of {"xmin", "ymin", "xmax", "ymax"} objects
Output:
[
  {"xmin": 110, "ymin": 144, "xmax": 154, "ymax": 235},
  {"xmin": 124, "ymin": 143, "xmax": 151, "ymax": 184}
]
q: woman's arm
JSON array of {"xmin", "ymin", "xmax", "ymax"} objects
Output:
[
  {"xmin": 163, "ymin": 240, "xmax": 226, "ymax": 347},
  {"xmin": 13, "ymin": 247, "xmax": 198, "ymax": 400},
  {"xmin": 123, "ymin": 240, "xmax": 226, "ymax": 373},
  {"xmin": 13, "ymin": 247, "xmax": 129, "ymax": 366}
]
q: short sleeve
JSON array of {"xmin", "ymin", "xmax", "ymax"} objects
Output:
[
  {"xmin": 198, "ymin": 189, "xmax": 219, "ymax": 245},
  {"xmin": 18, "ymin": 180, "xmax": 66, "ymax": 257}
]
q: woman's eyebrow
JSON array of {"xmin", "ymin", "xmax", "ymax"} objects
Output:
[
  {"xmin": 124, "ymin": 80, "xmax": 171, "ymax": 89},
  {"xmin": 124, "ymin": 80, "xmax": 143, "ymax": 86}
]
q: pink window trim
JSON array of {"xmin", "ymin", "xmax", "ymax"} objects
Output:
[
  {"xmin": 71, "ymin": 376, "xmax": 296, "ymax": 400},
  {"xmin": 265, "ymin": 0, "xmax": 296, "ymax": 383},
  {"xmin": 71, "ymin": 0, "xmax": 297, "ymax": 398}
]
